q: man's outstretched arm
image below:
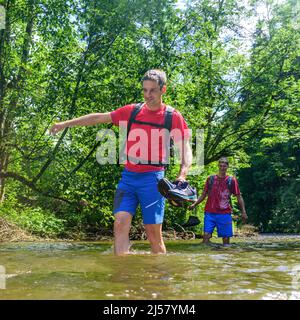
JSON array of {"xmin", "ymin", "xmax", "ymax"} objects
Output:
[{"xmin": 49, "ymin": 112, "xmax": 112, "ymax": 135}]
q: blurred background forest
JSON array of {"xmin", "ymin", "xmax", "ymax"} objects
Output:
[{"xmin": 0, "ymin": 0, "xmax": 299, "ymax": 239}]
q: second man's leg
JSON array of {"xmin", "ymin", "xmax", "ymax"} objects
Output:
[
  {"xmin": 203, "ymin": 232, "xmax": 212, "ymax": 243},
  {"xmin": 203, "ymin": 212, "xmax": 215, "ymax": 244},
  {"xmin": 216, "ymin": 213, "xmax": 233, "ymax": 246},
  {"xmin": 222, "ymin": 237, "xmax": 230, "ymax": 245}
]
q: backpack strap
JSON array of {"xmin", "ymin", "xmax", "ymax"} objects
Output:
[
  {"xmin": 126, "ymin": 103, "xmax": 143, "ymax": 138},
  {"xmin": 208, "ymin": 175, "xmax": 233, "ymax": 194},
  {"xmin": 208, "ymin": 175, "xmax": 215, "ymax": 195},
  {"xmin": 163, "ymin": 105, "xmax": 174, "ymax": 167},
  {"xmin": 164, "ymin": 105, "xmax": 174, "ymax": 132},
  {"xmin": 207, "ymin": 175, "xmax": 234, "ymax": 210},
  {"xmin": 227, "ymin": 176, "xmax": 234, "ymax": 210},
  {"xmin": 227, "ymin": 176, "xmax": 233, "ymax": 194},
  {"xmin": 127, "ymin": 104, "xmax": 174, "ymax": 132},
  {"xmin": 124, "ymin": 103, "xmax": 174, "ymax": 167}
]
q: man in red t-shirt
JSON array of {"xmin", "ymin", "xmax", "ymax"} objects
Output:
[
  {"xmin": 50, "ymin": 69, "xmax": 192, "ymax": 255},
  {"xmin": 189, "ymin": 157, "xmax": 247, "ymax": 245}
]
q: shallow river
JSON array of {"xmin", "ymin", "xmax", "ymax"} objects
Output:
[{"xmin": 0, "ymin": 235, "xmax": 300, "ymax": 300}]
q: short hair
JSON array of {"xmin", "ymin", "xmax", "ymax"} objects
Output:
[
  {"xmin": 142, "ymin": 69, "xmax": 167, "ymax": 89},
  {"xmin": 218, "ymin": 157, "xmax": 229, "ymax": 165}
]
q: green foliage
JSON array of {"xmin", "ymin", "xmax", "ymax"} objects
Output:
[
  {"xmin": 0, "ymin": 201, "xmax": 65, "ymax": 238},
  {"xmin": 238, "ymin": 139, "xmax": 300, "ymax": 232},
  {"xmin": 270, "ymin": 179, "xmax": 300, "ymax": 232}
]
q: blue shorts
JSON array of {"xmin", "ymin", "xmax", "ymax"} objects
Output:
[
  {"xmin": 113, "ymin": 169, "xmax": 165, "ymax": 224},
  {"xmin": 204, "ymin": 212, "xmax": 233, "ymax": 238}
]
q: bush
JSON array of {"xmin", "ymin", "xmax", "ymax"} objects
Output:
[{"xmin": 0, "ymin": 202, "xmax": 65, "ymax": 238}]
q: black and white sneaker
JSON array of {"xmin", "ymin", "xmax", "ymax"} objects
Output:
[{"xmin": 157, "ymin": 178, "xmax": 198, "ymax": 207}]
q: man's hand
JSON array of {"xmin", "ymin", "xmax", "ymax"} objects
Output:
[
  {"xmin": 241, "ymin": 211, "xmax": 248, "ymax": 224},
  {"xmin": 189, "ymin": 202, "xmax": 197, "ymax": 210},
  {"xmin": 49, "ymin": 122, "xmax": 67, "ymax": 135},
  {"xmin": 175, "ymin": 175, "xmax": 187, "ymax": 186}
]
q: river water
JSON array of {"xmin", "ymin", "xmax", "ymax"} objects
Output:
[{"xmin": 0, "ymin": 235, "xmax": 300, "ymax": 300}]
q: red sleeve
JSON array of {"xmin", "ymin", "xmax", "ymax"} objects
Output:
[
  {"xmin": 231, "ymin": 177, "xmax": 241, "ymax": 195},
  {"xmin": 110, "ymin": 104, "xmax": 134, "ymax": 126},
  {"xmin": 170, "ymin": 110, "xmax": 191, "ymax": 143}
]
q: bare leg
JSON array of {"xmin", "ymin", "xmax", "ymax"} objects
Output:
[
  {"xmin": 203, "ymin": 232, "xmax": 212, "ymax": 244},
  {"xmin": 222, "ymin": 237, "xmax": 230, "ymax": 245},
  {"xmin": 144, "ymin": 224, "xmax": 166, "ymax": 254},
  {"xmin": 114, "ymin": 211, "xmax": 132, "ymax": 255}
]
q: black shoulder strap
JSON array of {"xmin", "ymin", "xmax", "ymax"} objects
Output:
[
  {"xmin": 164, "ymin": 105, "xmax": 174, "ymax": 132},
  {"xmin": 208, "ymin": 175, "xmax": 215, "ymax": 194},
  {"xmin": 227, "ymin": 176, "xmax": 233, "ymax": 194},
  {"xmin": 127, "ymin": 103, "xmax": 143, "ymax": 138},
  {"xmin": 208, "ymin": 175, "xmax": 233, "ymax": 194},
  {"xmin": 125, "ymin": 103, "xmax": 175, "ymax": 167},
  {"xmin": 162, "ymin": 106, "xmax": 174, "ymax": 168},
  {"xmin": 128, "ymin": 103, "xmax": 174, "ymax": 135}
]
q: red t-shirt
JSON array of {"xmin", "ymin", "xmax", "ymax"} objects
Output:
[
  {"xmin": 110, "ymin": 103, "xmax": 190, "ymax": 172},
  {"xmin": 204, "ymin": 175, "xmax": 241, "ymax": 214}
]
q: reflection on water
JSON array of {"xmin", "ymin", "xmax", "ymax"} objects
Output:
[{"xmin": 0, "ymin": 236, "xmax": 300, "ymax": 300}]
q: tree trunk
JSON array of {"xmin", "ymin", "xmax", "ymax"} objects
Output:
[{"xmin": 0, "ymin": 152, "xmax": 8, "ymax": 203}]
